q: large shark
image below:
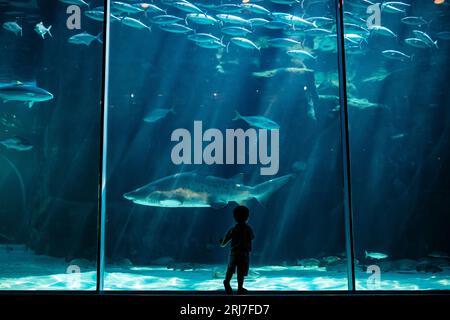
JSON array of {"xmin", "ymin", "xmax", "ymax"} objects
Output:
[
  {"xmin": 123, "ymin": 172, "xmax": 294, "ymax": 209},
  {"xmin": 0, "ymin": 82, "xmax": 53, "ymax": 108}
]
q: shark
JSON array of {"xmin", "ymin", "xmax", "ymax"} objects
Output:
[
  {"xmin": 0, "ymin": 81, "xmax": 53, "ymax": 108},
  {"xmin": 123, "ymin": 172, "xmax": 294, "ymax": 209}
]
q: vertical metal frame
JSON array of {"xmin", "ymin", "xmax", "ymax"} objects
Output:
[
  {"xmin": 334, "ymin": 0, "xmax": 356, "ymax": 291},
  {"xmin": 96, "ymin": 0, "xmax": 111, "ymax": 292},
  {"xmin": 94, "ymin": 0, "xmax": 356, "ymax": 293}
]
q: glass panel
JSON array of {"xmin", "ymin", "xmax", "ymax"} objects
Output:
[
  {"xmin": 0, "ymin": 1, "xmax": 103, "ymax": 290},
  {"xmin": 343, "ymin": 0, "xmax": 450, "ymax": 290},
  {"xmin": 104, "ymin": 0, "xmax": 350, "ymax": 291}
]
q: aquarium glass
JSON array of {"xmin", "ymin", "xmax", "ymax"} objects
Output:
[
  {"xmin": 0, "ymin": 0, "xmax": 103, "ymax": 290},
  {"xmin": 343, "ymin": 0, "xmax": 450, "ymax": 290},
  {"xmin": 103, "ymin": 0, "xmax": 350, "ymax": 291}
]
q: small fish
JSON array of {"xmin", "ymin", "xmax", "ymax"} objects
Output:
[
  {"xmin": 404, "ymin": 38, "xmax": 431, "ymax": 49},
  {"xmin": 159, "ymin": 23, "xmax": 193, "ymax": 34},
  {"xmin": 391, "ymin": 133, "xmax": 406, "ymax": 140},
  {"xmin": 365, "ymin": 251, "xmax": 388, "ymax": 260},
  {"xmin": 412, "ymin": 30, "xmax": 438, "ymax": 49},
  {"xmin": 229, "ymin": 37, "xmax": 260, "ymax": 51},
  {"xmin": 381, "ymin": 3, "xmax": 406, "ymax": 14},
  {"xmin": 2, "ymin": 21, "xmax": 22, "ymax": 36},
  {"xmin": 248, "ymin": 18, "xmax": 269, "ymax": 27},
  {"xmin": 122, "ymin": 17, "xmax": 151, "ymax": 31},
  {"xmin": 144, "ymin": 108, "xmax": 175, "ymax": 123},
  {"xmin": 172, "ymin": 1, "xmax": 203, "ymax": 13},
  {"xmin": 287, "ymin": 49, "xmax": 316, "ymax": 60},
  {"xmin": 136, "ymin": 3, "xmax": 166, "ymax": 15},
  {"xmin": 240, "ymin": 3, "xmax": 270, "ymax": 15},
  {"xmin": 436, "ymin": 31, "xmax": 450, "ymax": 40},
  {"xmin": 382, "ymin": 50, "xmax": 411, "ymax": 61},
  {"xmin": 0, "ymin": 136, "xmax": 33, "ymax": 151},
  {"xmin": 232, "ymin": 111, "xmax": 279, "ymax": 130},
  {"xmin": 34, "ymin": 22, "xmax": 52, "ymax": 39},
  {"xmin": 196, "ymin": 40, "xmax": 226, "ymax": 49},
  {"xmin": 68, "ymin": 32, "xmax": 102, "ymax": 46},
  {"xmin": 150, "ymin": 15, "xmax": 183, "ymax": 25},
  {"xmin": 85, "ymin": 10, "xmax": 121, "ymax": 23},
  {"xmin": 58, "ymin": 0, "xmax": 90, "ymax": 8},
  {"xmin": 185, "ymin": 13, "xmax": 219, "ymax": 25},
  {"xmin": 216, "ymin": 14, "xmax": 251, "ymax": 27},
  {"xmin": 369, "ymin": 25, "xmax": 397, "ymax": 38},
  {"xmin": 221, "ymin": 26, "xmax": 252, "ymax": 37},
  {"xmin": 187, "ymin": 33, "xmax": 221, "ymax": 43},
  {"xmin": 401, "ymin": 16, "xmax": 428, "ymax": 26},
  {"xmin": 268, "ymin": 37, "xmax": 302, "ymax": 48},
  {"xmin": 303, "ymin": 28, "xmax": 332, "ymax": 37},
  {"xmin": 112, "ymin": 1, "xmax": 144, "ymax": 14},
  {"xmin": 213, "ymin": 4, "xmax": 243, "ymax": 14},
  {"xmin": 270, "ymin": 0, "xmax": 301, "ymax": 4}
]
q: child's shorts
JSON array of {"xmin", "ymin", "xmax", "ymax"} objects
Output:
[{"xmin": 227, "ymin": 252, "xmax": 250, "ymax": 276}]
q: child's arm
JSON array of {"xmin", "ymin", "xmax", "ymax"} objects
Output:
[{"xmin": 219, "ymin": 229, "xmax": 233, "ymax": 247}]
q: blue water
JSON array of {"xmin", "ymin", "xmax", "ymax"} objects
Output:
[{"xmin": 0, "ymin": 0, "xmax": 449, "ymax": 291}]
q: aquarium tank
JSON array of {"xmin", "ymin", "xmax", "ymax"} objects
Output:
[{"xmin": 0, "ymin": 0, "xmax": 449, "ymax": 292}]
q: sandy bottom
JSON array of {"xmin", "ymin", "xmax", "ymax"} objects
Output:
[{"xmin": 1, "ymin": 248, "xmax": 449, "ymax": 291}]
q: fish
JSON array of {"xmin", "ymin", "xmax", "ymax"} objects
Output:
[
  {"xmin": 382, "ymin": 50, "xmax": 411, "ymax": 61},
  {"xmin": 233, "ymin": 111, "xmax": 279, "ymax": 129},
  {"xmin": 187, "ymin": 33, "xmax": 221, "ymax": 43},
  {"xmin": 303, "ymin": 28, "xmax": 332, "ymax": 37},
  {"xmin": 196, "ymin": 40, "xmax": 226, "ymax": 49},
  {"xmin": 34, "ymin": 22, "xmax": 52, "ymax": 39},
  {"xmin": 68, "ymin": 32, "xmax": 103, "ymax": 46},
  {"xmin": 122, "ymin": 17, "xmax": 151, "ymax": 31},
  {"xmin": 248, "ymin": 18, "xmax": 269, "ymax": 27},
  {"xmin": 2, "ymin": 21, "xmax": 22, "ymax": 36},
  {"xmin": 268, "ymin": 38, "xmax": 302, "ymax": 48},
  {"xmin": 229, "ymin": 37, "xmax": 260, "ymax": 51},
  {"xmin": 404, "ymin": 38, "xmax": 431, "ymax": 49},
  {"xmin": 135, "ymin": 3, "xmax": 166, "ymax": 15},
  {"xmin": 123, "ymin": 172, "xmax": 294, "ymax": 208},
  {"xmin": 401, "ymin": 16, "xmax": 428, "ymax": 26},
  {"xmin": 381, "ymin": 3, "xmax": 407, "ymax": 14},
  {"xmin": 270, "ymin": 0, "xmax": 301, "ymax": 5},
  {"xmin": 172, "ymin": 1, "xmax": 203, "ymax": 13},
  {"xmin": 412, "ymin": 30, "xmax": 438, "ymax": 49},
  {"xmin": 221, "ymin": 26, "xmax": 252, "ymax": 37},
  {"xmin": 150, "ymin": 15, "xmax": 183, "ymax": 25},
  {"xmin": 159, "ymin": 23, "xmax": 193, "ymax": 34},
  {"xmin": 185, "ymin": 13, "xmax": 219, "ymax": 25},
  {"xmin": 144, "ymin": 108, "xmax": 175, "ymax": 123},
  {"xmin": 369, "ymin": 25, "xmax": 397, "ymax": 38},
  {"xmin": 58, "ymin": 0, "xmax": 89, "ymax": 8},
  {"xmin": 436, "ymin": 31, "xmax": 450, "ymax": 40},
  {"xmin": 252, "ymin": 67, "xmax": 314, "ymax": 78},
  {"xmin": 272, "ymin": 13, "xmax": 317, "ymax": 29},
  {"xmin": 213, "ymin": 4, "xmax": 243, "ymax": 14},
  {"xmin": 85, "ymin": 10, "xmax": 121, "ymax": 23},
  {"xmin": 0, "ymin": 136, "xmax": 33, "ymax": 151},
  {"xmin": 112, "ymin": 1, "xmax": 144, "ymax": 14},
  {"xmin": 240, "ymin": 3, "xmax": 270, "ymax": 15},
  {"xmin": 263, "ymin": 20, "xmax": 290, "ymax": 30},
  {"xmin": 365, "ymin": 251, "xmax": 388, "ymax": 260},
  {"xmin": 286, "ymin": 49, "xmax": 316, "ymax": 60},
  {"xmin": 428, "ymin": 251, "xmax": 450, "ymax": 259},
  {"xmin": 216, "ymin": 14, "xmax": 251, "ymax": 27},
  {"xmin": 0, "ymin": 82, "xmax": 53, "ymax": 108}
]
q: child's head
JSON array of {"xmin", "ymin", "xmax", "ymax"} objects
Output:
[{"xmin": 233, "ymin": 205, "xmax": 250, "ymax": 223}]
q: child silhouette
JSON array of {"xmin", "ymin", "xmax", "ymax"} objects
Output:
[{"xmin": 220, "ymin": 205, "xmax": 255, "ymax": 294}]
